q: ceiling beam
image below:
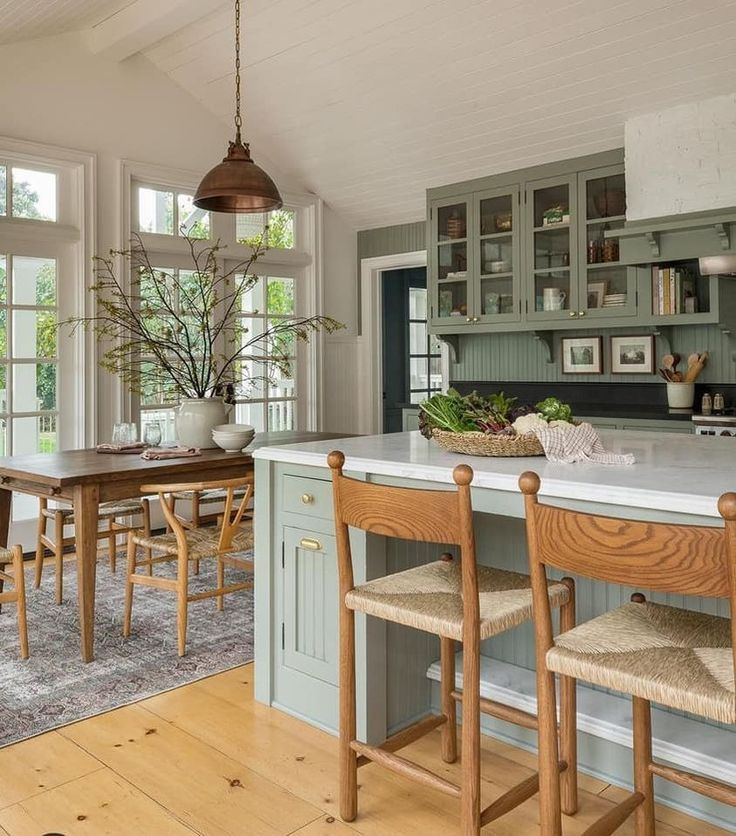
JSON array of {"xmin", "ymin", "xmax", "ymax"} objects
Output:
[{"xmin": 87, "ymin": 0, "xmax": 229, "ymax": 62}]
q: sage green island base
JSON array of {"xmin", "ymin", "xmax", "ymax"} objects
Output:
[{"xmin": 253, "ymin": 431, "xmax": 736, "ymax": 831}]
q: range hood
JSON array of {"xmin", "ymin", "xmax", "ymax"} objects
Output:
[{"xmin": 699, "ymin": 255, "xmax": 736, "ymax": 276}]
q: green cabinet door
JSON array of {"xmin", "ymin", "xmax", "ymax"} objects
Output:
[
  {"xmin": 577, "ymin": 164, "xmax": 638, "ymax": 321},
  {"xmin": 429, "ymin": 194, "xmax": 474, "ymax": 326},
  {"xmin": 282, "ymin": 526, "xmax": 338, "ymax": 686},
  {"xmin": 474, "ymin": 184, "xmax": 522, "ymax": 324},
  {"xmin": 524, "ymin": 173, "xmax": 579, "ymax": 322}
]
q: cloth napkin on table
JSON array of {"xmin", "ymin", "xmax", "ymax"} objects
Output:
[
  {"xmin": 96, "ymin": 442, "xmax": 146, "ymax": 454},
  {"xmin": 532, "ymin": 422, "xmax": 635, "ymax": 465},
  {"xmin": 140, "ymin": 446, "xmax": 201, "ymax": 460}
]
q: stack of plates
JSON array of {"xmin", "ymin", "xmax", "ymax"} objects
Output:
[{"xmin": 602, "ymin": 293, "xmax": 627, "ymax": 308}]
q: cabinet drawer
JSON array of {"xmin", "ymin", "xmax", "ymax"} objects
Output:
[{"xmin": 283, "ymin": 475, "xmax": 333, "ymax": 519}]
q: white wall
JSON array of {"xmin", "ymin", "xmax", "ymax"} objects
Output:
[
  {"xmin": 321, "ymin": 205, "xmax": 359, "ymax": 433},
  {"xmin": 0, "ymin": 31, "xmax": 358, "ymax": 436},
  {"xmin": 625, "ymin": 92, "xmax": 736, "ymax": 220}
]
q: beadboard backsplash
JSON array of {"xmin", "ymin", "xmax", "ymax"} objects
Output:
[{"xmin": 450, "ymin": 324, "xmax": 735, "ymax": 385}]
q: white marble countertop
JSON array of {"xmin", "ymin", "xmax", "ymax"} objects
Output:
[{"xmin": 253, "ymin": 429, "xmax": 736, "ymax": 518}]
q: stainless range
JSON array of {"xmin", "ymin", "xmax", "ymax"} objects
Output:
[{"xmin": 691, "ymin": 414, "xmax": 736, "ymax": 436}]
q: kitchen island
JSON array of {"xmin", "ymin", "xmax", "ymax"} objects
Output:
[{"xmin": 253, "ymin": 430, "xmax": 735, "ymax": 830}]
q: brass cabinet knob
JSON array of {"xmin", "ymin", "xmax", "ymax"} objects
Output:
[
  {"xmin": 578, "ymin": 310, "xmax": 586, "ymax": 317},
  {"xmin": 466, "ymin": 317, "xmax": 471, "ymax": 323},
  {"xmin": 568, "ymin": 311, "xmax": 577, "ymax": 317},
  {"xmin": 300, "ymin": 493, "xmax": 314, "ymax": 505},
  {"xmin": 299, "ymin": 537, "xmax": 322, "ymax": 550}
]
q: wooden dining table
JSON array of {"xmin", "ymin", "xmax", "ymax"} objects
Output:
[{"xmin": 0, "ymin": 431, "xmax": 343, "ymax": 662}]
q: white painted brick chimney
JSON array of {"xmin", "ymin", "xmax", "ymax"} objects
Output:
[{"xmin": 625, "ymin": 92, "xmax": 736, "ymax": 221}]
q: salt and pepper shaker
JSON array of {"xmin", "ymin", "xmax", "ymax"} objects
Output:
[
  {"xmin": 701, "ymin": 393, "xmax": 712, "ymax": 415},
  {"xmin": 713, "ymin": 392, "xmax": 725, "ymax": 415}
]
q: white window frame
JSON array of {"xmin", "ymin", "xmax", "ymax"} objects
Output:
[
  {"xmin": 120, "ymin": 160, "xmax": 324, "ymax": 433},
  {"xmin": 0, "ymin": 136, "xmax": 95, "ymax": 545}
]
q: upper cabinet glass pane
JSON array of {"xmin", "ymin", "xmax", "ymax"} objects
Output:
[
  {"xmin": 236, "ymin": 208, "xmax": 295, "ymax": 249},
  {"xmin": 437, "ymin": 203, "xmax": 467, "ymax": 242},
  {"xmin": 479, "ymin": 194, "xmax": 512, "ymax": 236},
  {"xmin": 11, "ymin": 167, "xmax": 57, "ymax": 222},
  {"xmin": 138, "ymin": 187, "xmax": 174, "ymax": 235},
  {"xmin": 586, "ymin": 173, "xmax": 626, "ymax": 221},
  {"xmin": 0, "ymin": 166, "xmax": 6, "ymax": 216},
  {"xmin": 177, "ymin": 193, "xmax": 210, "ymax": 239},
  {"xmin": 533, "ymin": 183, "xmax": 569, "ymax": 229}
]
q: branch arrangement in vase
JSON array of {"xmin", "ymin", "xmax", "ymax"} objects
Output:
[{"xmin": 64, "ymin": 234, "xmax": 344, "ymax": 402}]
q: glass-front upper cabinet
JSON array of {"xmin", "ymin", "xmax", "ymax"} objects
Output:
[
  {"xmin": 430, "ymin": 196, "xmax": 473, "ymax": 325},
  {"xmin": 474, "ymin": 185, "xmax": 521, "ymax": 323},
  {"xmin": 525, "ymin": 174, "xmax": 578, "ymax": 321},
  {"xmin": 578, "ymin": 165, "xmax": 636, "ymax": 319}
]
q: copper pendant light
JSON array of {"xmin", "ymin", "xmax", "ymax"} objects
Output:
[{"xmin": 194, "ymin": 0, "xmax": 282, "ymax": 214}]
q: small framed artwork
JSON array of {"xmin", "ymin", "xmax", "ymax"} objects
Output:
[
  {"xmin": 587, "ymin": 281, "xmax": 606, "ymax": 309},
  {"xmin": 561, "ymin": 336, "xmax": 603, "ymax": 374},
  {"xmin": 610, "ymin": 334, "xmax": 654, "ymax": 374}
]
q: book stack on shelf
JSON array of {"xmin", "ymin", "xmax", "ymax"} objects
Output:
[{"xmin": 651, "ymin": 265, "xmax": 697, "ymax": 315}]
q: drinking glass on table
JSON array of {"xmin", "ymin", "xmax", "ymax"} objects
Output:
[
  {"xmin": 112, "ymin": 422, "xmax": 127, "ymax": 444},
  {"xmin": 126, "ymin": 423, "xmax": 138, "ymax": 443},
  {"xmin": 143, "ymin": 421, "xmax": 162, "ymax": 447}
]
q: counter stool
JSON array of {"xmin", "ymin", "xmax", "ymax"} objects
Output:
[
  {"xmin": 520, "ymin": 471, "xmax": 736, "ymax": 836},
  {"xmin": 123, "ymin": 477, "xmax": 254, "ymax": 657},
  {"xmin": 327, "ymin": 451, "xmax": 577, "ymax": 834},
  {"xmin": 0, "ymin": 545, "xmax": 29, "ymax": 659},
  {"xmin": 34, "ymin": 497, "xmax": 152, "ymax": 604}
]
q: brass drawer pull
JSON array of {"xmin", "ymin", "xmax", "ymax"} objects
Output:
[
  {"xmin": 300, "ymin": 493, "xmax": 315, "ymax": 505},
  {"xmin": 299, "ymin": 537, "xmax": 322, "ymax": 551}
]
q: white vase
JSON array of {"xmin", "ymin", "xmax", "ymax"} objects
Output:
[{"xmin": 175, "ymin": 398, "xmax": 232, "ymax": 448}]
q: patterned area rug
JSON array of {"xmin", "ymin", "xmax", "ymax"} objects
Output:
[{"xmin": 0, "ymin": 553, "xmax": 254, "ymax": 747}]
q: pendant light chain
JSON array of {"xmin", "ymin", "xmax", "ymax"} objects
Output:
[{"xmin": 234, "ymin": 0, "xmax": 243, "ymax": 141}]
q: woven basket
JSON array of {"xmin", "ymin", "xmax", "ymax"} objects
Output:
[{"xmin": 432, "ymin": 429, "xmax": 544, "ymax": 457}]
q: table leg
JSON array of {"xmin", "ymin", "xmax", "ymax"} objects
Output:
[
  {"xmin": 73, "ymin": 483, "xmax": 99, "ymax": 663},
  {"xmin": 0, "ymin": 488, "xmax": 11, "ymax": 548}
]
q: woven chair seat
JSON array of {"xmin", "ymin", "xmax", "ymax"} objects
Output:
[
  {"xmin": 0, "ymin": 546, "xmax": 13, "ymax": 564},
  {"xmin": 131, "ymin": 524, "xmax": 254, "ymax": 560},
  {"xmin": 345, "ymin": 560, "xmax": 569, "ymax": 641},
  {"xmin": 41, "ymin": 498, "xmax": 147, "ymax": 521},
  {"xmin": 546, "ymin": 602, "xmax": 735, "ymax": 725},
  {"xmin": 171, "ymin": 487, "xmax": 249, "ymax": 504}
]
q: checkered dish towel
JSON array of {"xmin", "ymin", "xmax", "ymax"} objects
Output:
[{"xmin": 532, "ymin": 422, "xmax": 635, "ymax": 465}]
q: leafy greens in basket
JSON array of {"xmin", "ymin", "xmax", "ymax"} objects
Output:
[{"xmin": 418, "ymin": 390, "xmax": 574, "ymax": 440}]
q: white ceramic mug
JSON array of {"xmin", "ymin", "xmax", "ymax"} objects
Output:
[{"xmin": 543, "ymin": 287, "xmax": 566, "ymax": 311}]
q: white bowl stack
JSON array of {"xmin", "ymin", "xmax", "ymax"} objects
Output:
[
  {"xmin": 602, "ymin": 293, "xmax": 627, "ymax": 308},
  {"xmin": 211, "ymin": 424, "xmax": 256, "ymax": 453}
]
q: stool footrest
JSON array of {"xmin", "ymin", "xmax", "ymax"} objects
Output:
[
  {"xmin": 355, "ymin": 713, "xmax": 447, "ymax": 768},
  {"xmin": 480, "ymin": 771, "xmax": 540, "ymax": 826},
  {"xmin": 452, "ymin": 689, "xmax": 539, "ymax": 731},
  {"xmin": 582, "ymin": 791, "xmax": 644, "ymax": 836},
  {"xmin": 649, "ymin": 762, "xmax": 736, "ymax": 806},
  {"xmin": 350, "ymin": 740, "xmax": 460, "ymax": 798}
]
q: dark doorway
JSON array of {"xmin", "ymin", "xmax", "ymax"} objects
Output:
[{"xmin": 381, "ymin": 267, "xmax": 441, "ymax": 433}]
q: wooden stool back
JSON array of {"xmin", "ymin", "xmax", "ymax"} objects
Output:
[
  {"xmin": 327, "ymin": 450, "xmax": 477, "ymax": 608},
  {"xmin": 519, "ymin": 471, "xmax": 736, "ymax": 835}
]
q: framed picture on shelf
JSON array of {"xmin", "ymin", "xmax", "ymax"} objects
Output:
[
  {"xmin": 561, "ymin": 337, "xmax": 603, "ymax": 374},
  {"xmin": 610, "ymin": 334, "xmax": 654, "ymax": 374},
  {"xmin": 587, "ymin": 281, "xmax": 607, "ymax": 309}
]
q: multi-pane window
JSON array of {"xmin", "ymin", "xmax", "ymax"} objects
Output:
[
  {"xmin": 236, "ymin": 208, "xmax": 295, "ymax": 249},
  {"xmin": 0, "ymin": 253, "xmax": 59, "ymax": 463},
  {"xmin": 234, "ymin": 274, "xmax": 297, "ymax": 432},
  {"xmin": 136, "ymin": 185, "xmax": 210, "ymax": 239},
  {"xmin": 408, "ymin": 287, "xmax": 441, "ymax": 404},
  {"xmin": 0, "ymin": 163, "xmax": 57, "ymax": 222}
]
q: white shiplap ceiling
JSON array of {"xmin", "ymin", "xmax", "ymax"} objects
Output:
[
  {"xmin": 0, "ymin": 0, "xmax": 133, "ymax": 45},
  {"xmin": 143, "ymin": 0, "xmax": 736, "ymax": 229},
  {"xmin": 4, "ymin": 1, "xmax": 736, "ymax": 229}
]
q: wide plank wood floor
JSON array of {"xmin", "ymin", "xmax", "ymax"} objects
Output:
[{"xmin": 0, "ymin": 663, "xmax": 729, "ymax": 835}]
